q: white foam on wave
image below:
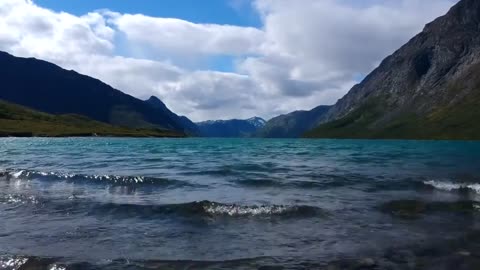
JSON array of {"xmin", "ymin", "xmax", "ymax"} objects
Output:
[
  {"xmin": 203, "ymin": 203, "xmax": 293, "ymax": 216},
  {"xmin": 3, "ymin": 194, "xmax": 38, "ymax": 205},
  {"xmin": 424, "ymin": 180, "xmax": 480, "ymax": 194},
  {"xmin": 6, "ymin": 169, "xmax": 146, "ymax": 184},
  {"xmin": 10, "ymin": 170, "xmax": 24, "ymax": 178},
  {"xmin": 49, "ymin": 264, "xmax": 66, "ymax": 270},
  {"xmin": 0, "ymin": 257, "xmax": 28, "ymax": 269},
  {"xmin": 0, "ymin": 257, "xmax": 65, "ymax": 270}
]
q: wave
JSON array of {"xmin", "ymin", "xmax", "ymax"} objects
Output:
[
  {"xmin": 0, "ymin": 194, "xmax": 38, "ymax": 206},
  {"xmin": 90, "ymin": 200, "xmax": 324, "ymax": 219},
  {"xmin": 0, "ymin": 255, "xmax": 275, "ymax": 270},
  {"xmin": 1, "ymin": 169, "xmax": 195, "ymax": 188},
  {"xmin": 0, "ymin": 256, "xmax": 66, "ymax": 270},
  {"xmin": 423, "ymin": 180, "xmax": 480, "ymax": 193}
]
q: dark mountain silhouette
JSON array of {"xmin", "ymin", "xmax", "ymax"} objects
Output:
[
  {"xmin": 144, "ymin": 96, "xmax": 200, "ymax": 135},
  {"xmin": 257, "ymin": 106, "xmax": 331, "ymax": 138},
  {"xmin": 0, "ymin": 99, "xmax": 182, "ymax": 137},
  {"xmin": 0, "ymin": 51, "xmax": 198, "ymax": 135}
]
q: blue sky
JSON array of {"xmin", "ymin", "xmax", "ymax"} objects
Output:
[
  {"xmin": 33, "ymin": 0, "xmax": 261, "ymax": 27},
  {"xmin": 33, "ymin": 0, "xmax": 260, "ymax": 72}
]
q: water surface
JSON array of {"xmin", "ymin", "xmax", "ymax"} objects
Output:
[{"xmin": 1, "ymin": 138, "xmax": 480, "ymax": 269}]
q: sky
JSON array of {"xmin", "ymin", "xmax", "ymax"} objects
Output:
[{"xmin": 0, "ymin": 0, "xmax": 458, "ymax": 121}]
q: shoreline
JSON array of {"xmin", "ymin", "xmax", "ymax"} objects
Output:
[{"xmin": 0, "ymin": 132, "xmax": 186, "ymax": 138}]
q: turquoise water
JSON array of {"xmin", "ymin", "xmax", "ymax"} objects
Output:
[{"xmin": 1, "ymin": 138, "xmax": 480, "ymax": 269}]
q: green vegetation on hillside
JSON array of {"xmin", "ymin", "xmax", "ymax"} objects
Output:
[
  {"xmin": 304, "ymin": 93, "xmax": 480, "ymax": 140},
  {"xmin": 0, "ymin": 100, "xmax": 184, "ymax": 138},
  {"xmin": 305, "ymin": 62, "xmax": 480, "ymax": 141}
]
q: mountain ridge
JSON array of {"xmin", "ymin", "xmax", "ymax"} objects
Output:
[
  {"xmin": 196, "ymin": 117, "xmax": 266, "ymax": 137},
  {"xmin": 0, "ymin": 99, "xmax": 183, "ymax": 138},
  {"xmin": 0, "ymin": 51, "xmax": 198, "ymax": 135},
  {"xmin": 257, "ymin": 105, "xmax": 331, "ymax": 138},
  {"xmin": 306, "ymin": 0, "xmax": 480, "ymax": 140}
]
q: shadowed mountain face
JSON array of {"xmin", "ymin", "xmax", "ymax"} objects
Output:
[
  {"xmin": 0, "ymin": 51, "xmax": 198, "ymax": 135},
  {"xmin": 197, "ymin": 117, "xmax": 266, "ymax": 137},
  {"xmin": 0, "ymin": 99, "xmax": 182, "ymax": 137},
  {"xmin": 144, "ymin": 96, "xmax": 200, "ymax": 135},
  {"xmin": 306, "ymin": 0, "xmax": 480, "ymax": 140},
  {"xmin": 258, "ymin": 106, "xmax": 331, "ymax": 138}
]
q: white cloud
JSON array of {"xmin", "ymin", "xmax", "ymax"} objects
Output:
[
  {"xmin": 242, "ymin": 0, "xmax": 457, "ymax": 99},
  {"xmin": 109, "ymin": 13, "xmax": 264, "ymax": 56},
  {"xmin": 0, "ymin": 0, "xmax": 457, "ymax": 121}
]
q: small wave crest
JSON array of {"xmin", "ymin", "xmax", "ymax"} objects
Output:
[
  {"xmin": 0, "ymin": 256, "xmax": 65, "ymax": 270},
  {"xmin": 91, "ymin": 200, "xmax": 323, "ymax": 219},
  {"xmin": 0, "ymin": 257, "xmax": 28, "ymax": 269},
  {"xmin": 201, "ymin": 201, "xmax": 319, "ymax": 217},
  {"xmin": 1, "ymin": 169, "xmax": 194, "ymax": 188},
  {"xmin": 423, "ymin": 180, "xmax": 480, "ymax": 194}
]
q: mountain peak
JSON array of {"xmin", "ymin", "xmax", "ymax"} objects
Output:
[
  {"xmin": 145, "ymin": 96, "xmax": 167, "ymax": 110},
  {"xmin": 196, "ymin": 117, "xmax": 266, "ymax": 137},
  {"xmin": 424, "ymin": 0, "xmax": 480, "ymax": 33},
  {"xmin": 0, "ymin": 51, "xmax": 200, "ymax": 134},
  {"xmin": 246, "ymin": 117, "xmax": 267, "ymax": 128}
]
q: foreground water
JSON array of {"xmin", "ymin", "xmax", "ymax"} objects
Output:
[{"xmin": 1, "ymin": 138, "xmax": 480, "ymax": 270}]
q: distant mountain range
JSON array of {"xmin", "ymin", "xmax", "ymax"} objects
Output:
[
  {"xmin": 0, "ymin": 51, "xmax": 198, "ymax": 135},
  {"xmin": 197, "ymin": 117, "xmax": 266, "ymax": 137},
  {"xmin": 257, "ymin": 106, "xmax": 331, "ymax": 138}
]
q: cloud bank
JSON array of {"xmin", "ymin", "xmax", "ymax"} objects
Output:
[{"xmin": 0, "ymin": 0, "xmax": 456, "ymax": 121}]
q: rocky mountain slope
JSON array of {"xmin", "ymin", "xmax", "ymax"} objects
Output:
[
  {"xmin": 0, "ymin": 51, "xmax": 198, "ymax": 135},
  {"xmin": 306, "ymin": 0, "xmax": 480, "ymax": 140},
  {"xmin": 197, "ymin": 117, "xmax": 266, "ymax": 137},
  {"xmin": 258, "ymin": 106, "xmax": 331, "ymax": 138}
]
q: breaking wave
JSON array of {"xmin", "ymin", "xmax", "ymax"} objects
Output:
[
  {"xmin": 0, "ymin": 256, "xmax": 65, "ymax": 270},
  {"xmin": 0, "ymin": 169, "xmax": 196, "ymax": 188},
  {"xmin": 89, "ymin": 200, "xmax": 324, "ymax": 219},
  {"xmin": 423, "ymin": 180, "xmax": 480, "ymax": 193}
]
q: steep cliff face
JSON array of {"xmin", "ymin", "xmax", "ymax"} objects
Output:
[{"xmin": 307, "ymin": 0, "xmax": 480, "ymax": 140}]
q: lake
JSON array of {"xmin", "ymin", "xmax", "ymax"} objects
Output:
[{"xmin": 1, "ymin": 138, "xmax": 480, "ymax": 269}]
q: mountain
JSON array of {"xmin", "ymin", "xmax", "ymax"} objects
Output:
[
  {"xmin": 257, "ymin": 105, "xmax": 331, "ymax": 138},
  {"xmin": 0, "ymin": 51, "xmax": 198, "ymax": 135},
  {"xmin": 197, "ymin": 117, "xmax": 266, "ymax": 137},
  {"xmin": 144, "ymin": 96, "xmax": 200, "ymax": 135},
  {"xmin": 0, "ymin": 99, "xmax": 182, "ymax": 137},
  {"xmin": 306, "ymin": 0, "xmax": 480, "ymax": 140}
]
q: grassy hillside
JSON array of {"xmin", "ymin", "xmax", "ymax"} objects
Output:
[
  {"xmin": 0, "ymin": 100, "xmax": 183, "ymax": 138},
  {"xmin": 305, "ymin": 59, "xmax": 480, "ymax": 140},
  {"xmin": 304, "ymin": 92, "xmax": 480, "ymax": 140}
]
